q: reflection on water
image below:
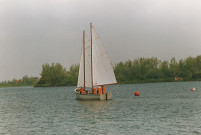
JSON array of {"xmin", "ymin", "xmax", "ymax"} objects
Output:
[
  {"xmin": 0, "ymin": 82, "xmax": 201, "ymax": 134},
  {"xmin": 78, "ymin": 100, "xmax": 118, "ymax": 114}
]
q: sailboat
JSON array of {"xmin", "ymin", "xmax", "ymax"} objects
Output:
[{"xmin": 74, "ymin": 23, "xmax": 117, "ymax": 100}]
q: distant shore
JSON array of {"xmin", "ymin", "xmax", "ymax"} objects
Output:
[
  {"xmin": 0, "ymin": 84, "xmax": 33, "ymax": 88},
  {"xmin": 1, "ymin": 79, "xmax": 200, "ymax": 88},
  {"xmin": 0, "ymin": 76, "xmax": 38, "ymax": 88},
  {"xmin": 1, "ymin": 55, "xmax": 201, "ymax": 88}
]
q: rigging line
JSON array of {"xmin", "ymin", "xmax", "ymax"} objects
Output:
[
  {"xmin": 90, "ymin": 23, "xmax": 93, "ymax": 89},
  {"xmin": 91, "ymin": 36, "xmax": 101, "ymax": 41},
  {"xmin": 100, "ymin": 51, "xmax": 107, "ymax": 56}
]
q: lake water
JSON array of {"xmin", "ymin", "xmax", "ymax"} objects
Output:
[{"xmin": 0, "ymin": 82, "xmax": 201, "ymax": 135}]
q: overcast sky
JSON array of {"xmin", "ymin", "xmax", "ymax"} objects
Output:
[{"xmin": 1, "ymin": 0, "xmax": 201, "ymax": 81}]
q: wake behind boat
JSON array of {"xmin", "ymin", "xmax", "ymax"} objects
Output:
[{"xmin": 74, "ymin": 23, "xmax": 117, "ymax": 100}]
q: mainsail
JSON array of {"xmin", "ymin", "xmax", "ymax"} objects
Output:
[
  {"xmin": 77, "ymin": 25, "xmax": 117, "ymax": 88},
  {"xmin": 77, "ymin": 36, "xmax": 91, "ymax": 87}
]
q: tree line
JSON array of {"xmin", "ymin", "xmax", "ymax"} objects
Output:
[
  {"xmin": 34, "ymin": 55, "xmax": 201, "ymax": 87},
  {"xmin": 114, "ymin": 56, "xmax": 201, "ymax": 84},
  {"xmin": 1, "ymin": 55, "xmax": 201, "ymax": 87},
  {"xmin": 0, "ymin": 75, "xmax": 38, "ymax": 87}
]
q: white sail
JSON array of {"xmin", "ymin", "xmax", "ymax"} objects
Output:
[
  {"xmin": 92, "ymin": 27, "xmax": 117, "ymax": 86},
  {"xmin": 77, "ymin": 25, "xmax": 117, "ymax": 88},
  {"xmin": 77, "ymin": 36, "xmax": 92, "ymax": 87}
]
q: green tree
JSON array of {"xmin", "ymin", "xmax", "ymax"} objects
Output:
[{"xmin": 36, "ymin": 63, "xmax": 68, "ymax": 87}]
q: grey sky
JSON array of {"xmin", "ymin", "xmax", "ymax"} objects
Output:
[{"xmin": 1, "ymin": 0, "xmax": 201, "ymax": 81}]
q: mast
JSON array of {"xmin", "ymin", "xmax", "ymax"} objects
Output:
[
  {"xmin": 83, "ymin": 30, "xmax": 85, "ymax": 90},
  {"xmin": 90, "ymin": 23, "xmax": 93, "ymax": 89}
]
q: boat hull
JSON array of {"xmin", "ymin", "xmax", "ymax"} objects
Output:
[{"xmin": 74, "ymin": 89, "xmax": 112, "ymax": 100}]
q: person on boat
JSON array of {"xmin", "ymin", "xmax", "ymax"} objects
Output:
[
  {"xmin": 102, "ymin": 86, "xmax": 106, "ymax": 94},
  {"xmin": 98, "ymin": 86, "xmax": 102, "ymax": 95},
  {"xmin": 92, "ymin": 88, "xmax": 97, "ymax": 94},
  {"xmin": 80, "ymin": 87, "xmax": 83, "ymax": 93},
  {"xmin": 80, "ymin": 87, "xmax": 86, "ymax": 94}
]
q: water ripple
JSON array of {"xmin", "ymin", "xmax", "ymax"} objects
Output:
[{"xmin": 0, "ymin": 82, "xmax": 201, "ymax": 134}]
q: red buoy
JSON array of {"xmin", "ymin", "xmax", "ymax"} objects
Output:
[
  {"xmin": 191, "ymin": 88, "xmax": 195, "ymax": 91},
  {"xmin": 134, "ymin": 91, "xmax": 140, "ymax": 96}
]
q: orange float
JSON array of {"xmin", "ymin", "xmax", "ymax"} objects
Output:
[{"xmin": 134, "ymin": 91, "xmax": 140, "ymax": 96}]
